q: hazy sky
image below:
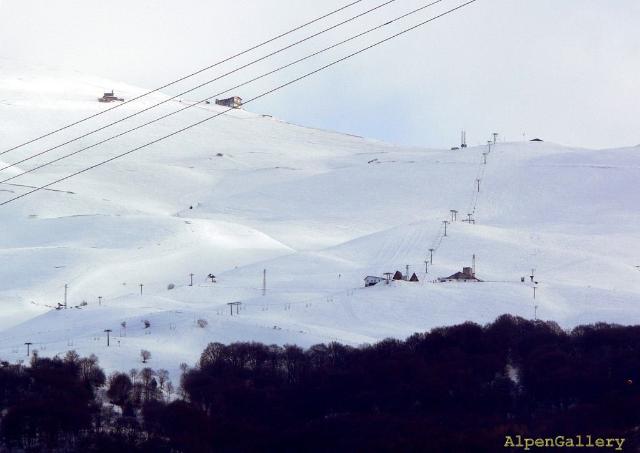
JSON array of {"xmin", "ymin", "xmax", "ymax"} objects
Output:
[{"xmin": 1, "ymin": 0, "xmax": 638, "ymax": 149}]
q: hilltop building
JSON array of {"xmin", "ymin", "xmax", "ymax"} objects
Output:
[
  {"xmin": 215, "ymin": 96, "xmax": 243, "ymax": 109},
  {"xmin": 98, "ymin": 90, "xmax": 124, "ymax": 102}
]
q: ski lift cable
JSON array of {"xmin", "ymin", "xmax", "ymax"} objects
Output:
[
  {"xmin": 0, "ymin": 0, "xmax": 479, "ymax": 207},
  {"xmin": 0, "ymin": 0, "xmax": 448, "ymax": 185},
  {"xmin": 0, "ymin": 0, "xmax": 368, "ymax": 157},
  {"xmin": 0, "ymin": 0, "xmax": 407, "ymax": 173}
]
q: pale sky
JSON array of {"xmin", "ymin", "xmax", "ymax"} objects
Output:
[{"xmin": 1, "ymin": 0, "xmax": 638, "ymax": 149}]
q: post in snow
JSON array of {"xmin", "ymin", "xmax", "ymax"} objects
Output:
[
  {"xmin": 262, "ymin": 269, "xmax": 267, "ymax": 296},
  {"xmin": 104, "ymin": 329, "xmax": 112, "ymax": 347}
]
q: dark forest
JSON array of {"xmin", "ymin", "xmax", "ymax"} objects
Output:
[{"xmin": 1, "ymin": 314, "xmax": 639, "ymax": 452}]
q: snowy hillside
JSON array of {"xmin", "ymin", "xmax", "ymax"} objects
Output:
[{"xmin": 1, "ymin": 60, "xmax": 639, "ymax": 378}]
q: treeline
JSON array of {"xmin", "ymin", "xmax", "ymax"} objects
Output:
[{"xmin": 1, "ymin": 314, "xmax": 639, "ymax": 452}]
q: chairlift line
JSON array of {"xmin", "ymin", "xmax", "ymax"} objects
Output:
[
  {"xmin": 0, "ymin": 0, "xmax": 446, "ymax": 186},
  {"xmin": 0, "ymin": 0, "xmax": 479, "ymax": 207},
  {"xmin": 0, "ymin": 0, "xmax": 367, "ymax": 157},
  {"xmin": 0, "ymin": 0, "xmax": 403, "ymax": 174}
]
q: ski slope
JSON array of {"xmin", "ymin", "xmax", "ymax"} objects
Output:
[{"xmin": 1, "ymin": 59, "xmax": 639, "ymax": 378}]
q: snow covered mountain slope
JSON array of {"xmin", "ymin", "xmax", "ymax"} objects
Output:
[{"xmin": 1, "ymin": 60, "xmax": 639, "ymax": 377}]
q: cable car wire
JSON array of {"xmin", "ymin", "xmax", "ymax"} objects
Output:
[{"xmin": 0, "ymin": 0, "xmax": 478, "ymax": 207}]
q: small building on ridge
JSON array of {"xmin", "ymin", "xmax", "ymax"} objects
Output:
[
  {"xmin": 98, "ymin": 90, "xmax": 124, "ymax": 102},
  {"xmin": 215, "ymin": 96, "xmax": 243, "ymax": 109}
]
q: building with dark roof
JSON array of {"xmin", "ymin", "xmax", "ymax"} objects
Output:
[
  {"xmin": 438, "ymin": 267, "xmax": 482, "ymax": 283},
  {"xmin": 98, "ymin": 90, "xmax": 124, "ymax": 102},
  {"xmin": 215, "ymin": 96, "xmax": 243, "ymax": 109}
]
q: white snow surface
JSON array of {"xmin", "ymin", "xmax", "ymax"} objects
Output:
[{"xmin": 1, "ymin": 60, "xmax": 639, "ymax": 380}]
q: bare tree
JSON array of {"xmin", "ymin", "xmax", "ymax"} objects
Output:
[
  {"xmin": 142, "ymin": 351, "xmax": 151, "ymax": 364},
  {"xmin": 165, "ymin": 381, "xmax": 174, "ymax": 401},
  {"xmin": 64, "ymin": 350, "xmax": 80, "ymax": 364},
  {"xmin": 156, "ymin": 369, "xmax": 169, "ymax": 390},
  {"xmin": 140, "ymin": 350, "xmax": 151, "ymax": 364},
  {"xmin": 107, "ymin": 372, "xmax": 133, "ymax": 409},
  {"xmin": 139, "ymin": 368, "xmax": 159, "ymax": 402}
]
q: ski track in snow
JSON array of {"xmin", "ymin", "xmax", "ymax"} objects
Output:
[{"xmin": 0, "ymin": 60, "xmax": 639, "ymax": 380}]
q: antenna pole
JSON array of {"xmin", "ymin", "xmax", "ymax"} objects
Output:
[{"xmin": 262, "ymin": 269, "xmax": 267, "ymax": 296}]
